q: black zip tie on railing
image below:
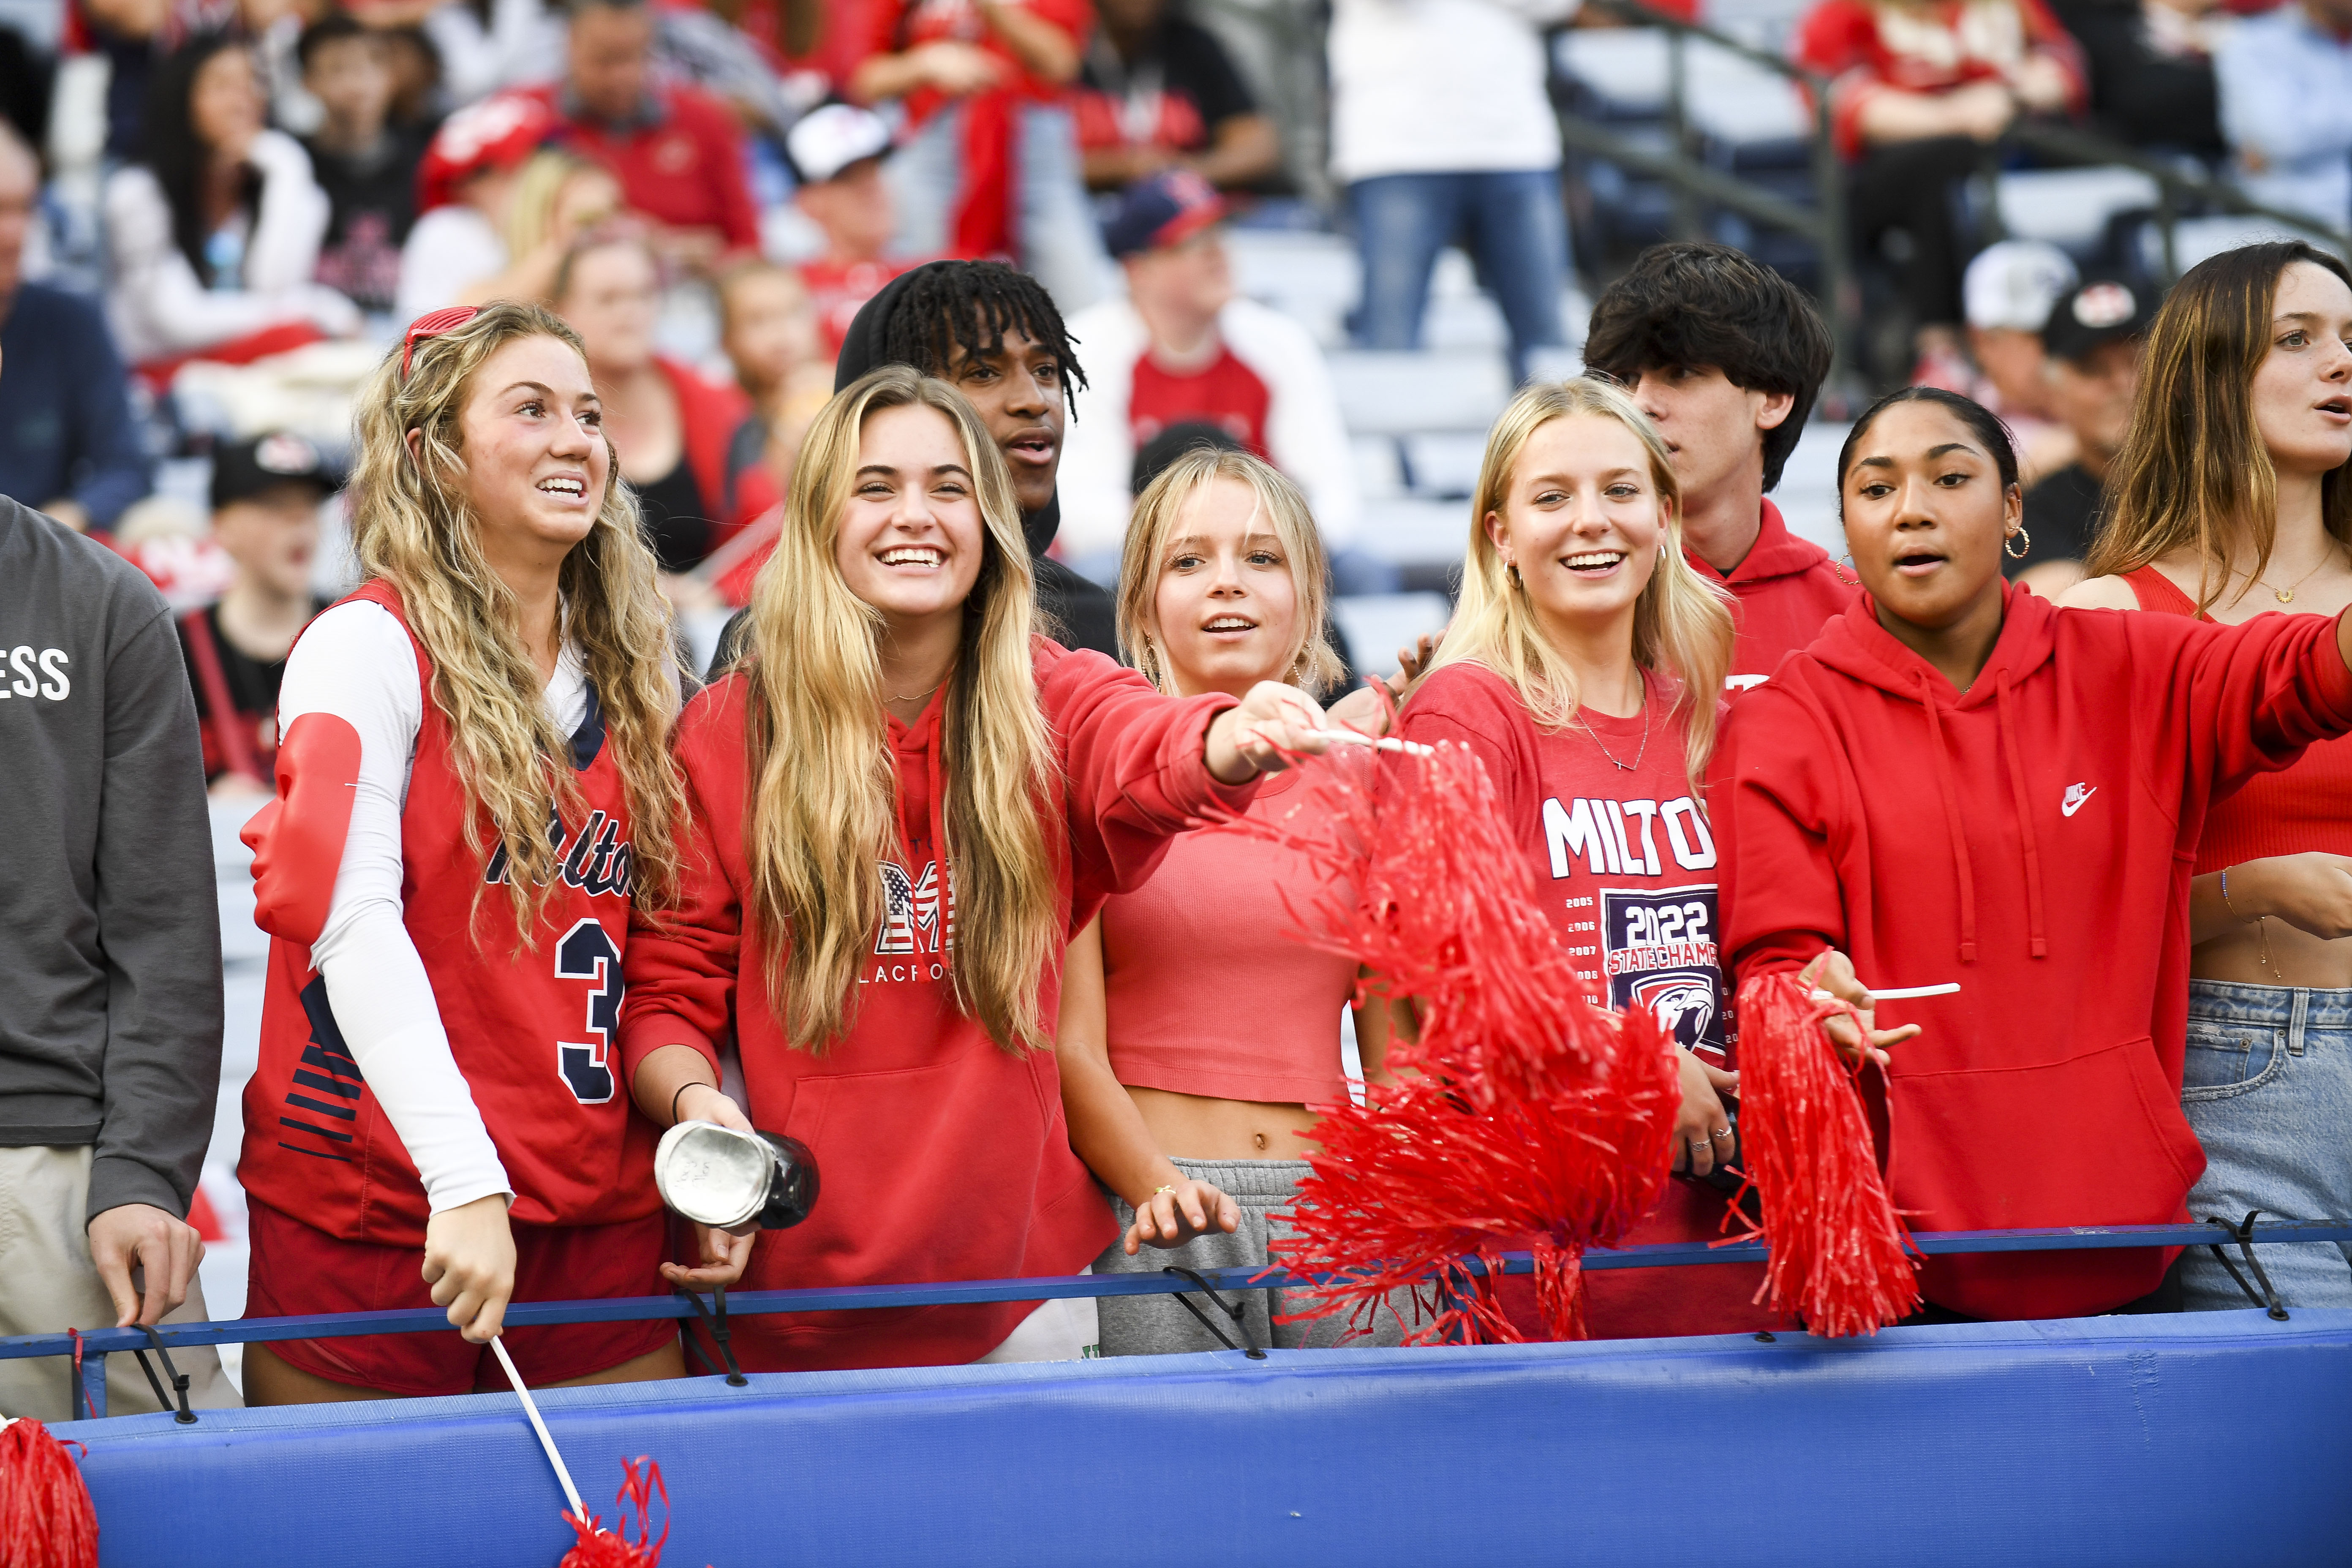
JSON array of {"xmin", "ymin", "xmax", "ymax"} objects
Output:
[
  {"xmin": 1162, "ymin": 1267, "xmax": 1267, "ymax": 1360},
  {"xmin": 131, "ymin": 1325, "xmax": 197, "ymax": 1423},
  {"xmin": 672, "ymin": 1283, "xmax": 749, "ymax": 1386},
  {"xmin": 2204, "ymin": 1211, "xmax": 2290, "ymax": 1321}
]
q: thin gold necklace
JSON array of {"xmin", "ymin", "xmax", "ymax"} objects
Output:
[
  {"xmin": 886, "ymin": 678, "xmax": 945, "ymax": 705},
  {"xmin": 1579, "ymin": 672, "xmax": 1650, "ymax": 772},
  {"xmin": 2247, "ymin": 542, "xmax": 2346, "ymax": 605}
]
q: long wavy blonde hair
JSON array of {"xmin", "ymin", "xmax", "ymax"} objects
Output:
[
  {"xmin": 2085, "ymin": 241, "xmax": 2352, "ymax": 610},
  {"xmin": 347, "ymin": 300, "xmax": 687, "ymax": 937},
  {"xmin": 740, "ymin": 366, "xmax": 1062, "ymax": 1051},
  {"xmin": 1418, "ymin": 377, "xmax": 1734, "ymax": 780},
  {"xmin": 1116, "ymin": 446, "xmax": 1345, "ymax": 698}
]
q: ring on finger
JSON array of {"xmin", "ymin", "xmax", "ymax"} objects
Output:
[{"xmin": 1709, "ymin": 1126, "xmax": 1733, "ymax": 1141}]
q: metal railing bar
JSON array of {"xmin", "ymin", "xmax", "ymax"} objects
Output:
[
  {"xmin": 1554, "ymin": 117, "xmax": 1830, "ymax": 240},
  {"xmin": 8, "ymin": 1220, "xmax": 2347, "ymax": 1366}
]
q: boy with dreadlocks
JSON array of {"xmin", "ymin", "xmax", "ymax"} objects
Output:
[{"xmin": 715, "ymin": 259, "xmax": 1119, "ymax": 661}]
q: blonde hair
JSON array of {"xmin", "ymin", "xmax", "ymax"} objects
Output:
[
  {"xmin": 504, "ymin": 150, "xmax": 619, "ymax": 270},
  {"xmin": 1115, "ymin": 447, "xmax": 1345, "ymax": 697},
  {"xmin": 739, "ymin": 366, "xmax": 1062, "ymax": 1051},
  {"xmin": 2086, "ymin": 241, "xmax": 2352, "ymax": 609},
  {"xmin": 346, "ymin": 300, "xmax": 688, "ymax": 936},
  {"xmin": 1419, "ymin": 377, "xmax": 1734, "ymax": 781}
]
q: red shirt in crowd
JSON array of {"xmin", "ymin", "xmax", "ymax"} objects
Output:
[
  {"xmin": 527, "ymin": 81, "xmax": 761, "ymax": 254},
  {"xmin": 2124, "ymin": 565, "xmax": 2352, "ymax": 873},
  {"xmin": 1687, "ymin": 498, "xmax": 1858, "ymax": 693},
  {"xmin": 1128, "ymin": 345, "xmax": 1271, "ymax": 455},
  {"xmin": 1100, "ymin": 768, "xmax": 1358, "ymax": 1107},
  {"xmin": 1714, "ymin": 588, "xmax": 2352, "ymax": 1320},
  {"xmin": 863, "ymin": 0, "xmax": 1093, "ymax": 258},
  {"xmin": 618, "ymin": 641, "xmax": 1256, "ymax": 1371},
  {"xmin": 240, "ymin": 581, "xmax": 659, "ymax": 1249},
  {"xmin": 1392, "ymin": 662, "xmax": 1775, "ymax": 1340},
  {"xmin": 1793, "ymin": 0, "xmax": 2087, "ymax": 158},
  {"xmin": 802, "ymin": 255, "xmax": 917, "ymax": 357}
]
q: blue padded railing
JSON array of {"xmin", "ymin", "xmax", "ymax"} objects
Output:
[{"xmin": 10, "ymin": 1219, "xmax": 2348, "ymax": 1417}]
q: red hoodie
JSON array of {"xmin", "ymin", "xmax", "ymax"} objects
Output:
[
  {"xmin": 1713, "ymin": 588, "xmax": 2352, "ymax": 1320},
  {"xmin": 1686, "ymin": 499, "xmax": 1857, "ymax": 693},
  {"xmin": 618, "ymin": 640, "xmax": 1254, "ymax": 1371}
]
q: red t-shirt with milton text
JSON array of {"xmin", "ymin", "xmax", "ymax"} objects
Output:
[
  {"xmin": 238, "ymin": 582, "xmax": 659, "ymax": 1249},
  {"xmin": 1392, "ymin": 662, "xmax": 1774, "ymax": 1338}
]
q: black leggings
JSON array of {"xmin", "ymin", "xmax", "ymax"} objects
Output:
[{"xmin": 1847, "ymin": 134, "xmax": 1986, "ymax": 330}]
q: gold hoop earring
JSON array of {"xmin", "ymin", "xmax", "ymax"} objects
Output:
[
  {"xmin": 2004, "ymin": 526, "xmax": 2031, "ymax": 561},
  {"xmin": 1835, "ymin": 553, "xmax": 1859, "ymax": 586}
]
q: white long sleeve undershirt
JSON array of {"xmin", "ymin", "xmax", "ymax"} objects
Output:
[{"xmin": 278, "ymin": 599, "xmax": 588, "ymax": 1216}]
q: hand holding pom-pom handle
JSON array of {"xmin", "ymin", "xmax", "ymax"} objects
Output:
[{"xmin": 1731, "ymin": 970, "xmax": 1922, "ymax": 1336}]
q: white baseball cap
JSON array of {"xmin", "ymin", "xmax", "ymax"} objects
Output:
[
  {"xmin": 1963, "ymin": 240, "xmax": 2080, "ymax": 334},
  {"xmin": 787, "ymin": 103, "xmax": 894, "ymax": 185}
]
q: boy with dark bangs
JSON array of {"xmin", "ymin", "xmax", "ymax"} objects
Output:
[{"xmin": 1584, "ymin": 242, "xmax": 1851, "ymax": 690}]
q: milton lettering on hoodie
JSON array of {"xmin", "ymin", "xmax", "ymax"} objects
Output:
[
  {"xmin": 1714, "ymin": 586, "xmax": 2352, "ymax": 1320},
  {"xmin": 1393, "ymin": 663, "xmax": 1774, "ymax": 1337},
  {"xmin": 618, "ymin": 641, "xmax": 1256, "ymax": 1371},
  {"xmin": 1686, "ymin": 499, "xmax": 1857, "ymax": 693}
]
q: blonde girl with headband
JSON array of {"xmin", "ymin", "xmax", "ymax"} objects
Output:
[
  {"xmin": 1390, "ymin": 376, "xmax": 1770, "ymax": 1339},
  {"xmin": 1062, "ymin": 447, "xmax": 1432, "ymax": 1353},
  {"xmin": 236, "ymin": 302, "xmax": 747, "ymax": 1405},
  {"xmin": 618, "ymin": 367, "xmax": 1337, "ymax": 1372}
]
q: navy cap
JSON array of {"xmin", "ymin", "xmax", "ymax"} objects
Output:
[
  {"xmin": 211, "ymin": 432, "xmax": 341, "ymax": 510},
  {"xmin": 1102, "ymin": 169, "xmax": 1226, "ymax": 260},
  {"xmin": 2042, "ymin": 277, "xmax": 2154, "ymax": 365}
]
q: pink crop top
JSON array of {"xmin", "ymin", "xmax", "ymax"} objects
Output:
[
  {"xmin": 1099, "ymin": 769, "xmax": 1357, "ymax": 1105},
  {"xmin": 2124, "ymin": 565, "xmax": 2352, "ymax": 873}
]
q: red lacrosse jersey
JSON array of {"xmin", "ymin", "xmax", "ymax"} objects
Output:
[{"xmin": 238, "ymin": 581, "xmax": 659, "ymax": 1248}]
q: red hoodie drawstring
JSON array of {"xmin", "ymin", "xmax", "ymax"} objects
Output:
[
  {"xmin": 887, "ymin": 693, "xmax": 956, "ymax": 958},
  {"xmin": 1993, "ymin": 671, "xmax": 2050, "ymax": 959},
  {"xmin": 926, "ymin": 709, "xmax": 953, "ymax": 955},
  {"xmin": 1916, "ymin": 672, "xmax": 1979, "ymax": 964}
]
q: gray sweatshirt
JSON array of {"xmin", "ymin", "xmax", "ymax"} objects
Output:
[{"xmin": 0, "ymin": 497, "xmax": 222, "ymax": 1222}]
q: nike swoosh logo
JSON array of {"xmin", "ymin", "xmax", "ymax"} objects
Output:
[{"xmin": 2062, "ymin": 787, "xmax": 2097, "ymax": 817}]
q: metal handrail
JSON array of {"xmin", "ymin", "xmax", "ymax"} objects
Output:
[
  {"xmin": 16, "ymin": 1219, "xmax": 2349, "ymax": 1416},
  {"xmin": 1557, "ymin": 0, "xmax": 2352, "ymax": 376}
]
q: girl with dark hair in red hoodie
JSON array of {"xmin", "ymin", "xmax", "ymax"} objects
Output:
[{"xmin": 1713, "ymin": 385, "xmax": 2352, "ymax": 1323}]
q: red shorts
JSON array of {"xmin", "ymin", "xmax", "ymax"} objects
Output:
[{"xmin": 244, "ymin": 1200, "xmax": 678, "ymax": 1397}]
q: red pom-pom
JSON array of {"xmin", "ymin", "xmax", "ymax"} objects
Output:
[
  {"xmin": 1227, "ymin": 739, "xmax": 1681, "ymax": 1343},
  {"xmin": 1731, "ymin": 971, "xmax": 1921, "ymax": 1336},
  {"xmin": 0, "ymin": 1416, "xmax": 100, "ymax": 1568},
  {"xmin": 558, "ymin": 1457, "xmax": 670, "ymax": 1568}
]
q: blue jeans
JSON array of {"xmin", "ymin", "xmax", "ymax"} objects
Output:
[
  {"xmin": 1347, "ymin": 169, "xmax": 1569, "ymax": 385},
  {"xmin": 884, "ymin": 100, "xmax": 1108, "ymax": 312},
  {"xmin": 2176, "ymin": 980, "xmax": 2352, "ymax": 1310}
]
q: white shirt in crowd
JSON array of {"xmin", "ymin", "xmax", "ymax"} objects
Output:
[
  {"xmin": 424, "ymin": 0, "xmax": 566, "ymax": 108},
  {"xmin": 1057, "ymin": 293, "xmax": 1362, "ymax": 561},
  {"xmin": 395, "ymin": 205, "xmax": 509, "ymax": 324},
  {"xmin": 102, "ymin": 128, "xmax": 359, "ymax": 364},
  {"xmin": 276, "ymin": 598, "xmax": 605, "ymax": 1214},
  {"xmin": 1326, "ymin": 0, "xmax": 1581, "ymax": 183}
]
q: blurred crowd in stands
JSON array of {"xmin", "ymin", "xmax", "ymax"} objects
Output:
[{"xmin": 0, "ymin": 0, "xmax": 2349, "ymax": 786}]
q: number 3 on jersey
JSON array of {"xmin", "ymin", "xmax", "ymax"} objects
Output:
[{"xmin": 554, "ymin": 917, "xmax": 622, "ymax": 1104}]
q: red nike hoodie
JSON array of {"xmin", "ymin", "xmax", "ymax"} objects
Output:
[
  {"xmin": 1685, "ymin": 499, "xmax": 1857, "ymax": 691},
  {"xmin": 619, "ymin": 640, "xmax": 1255, "ymax": 1371},
  {"xmin": 1713, "ymin": 587, "xmax": 2352, "ymax": 1320}
]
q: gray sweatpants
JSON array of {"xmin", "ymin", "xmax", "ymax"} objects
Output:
[{"xmin": 1093, "ymin": 1157, "xmax": 1429, "ymax": 1356}]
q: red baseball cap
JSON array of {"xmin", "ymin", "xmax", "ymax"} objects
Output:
[{"xmin": 415, "ymin": 93, "xmax": 556, "ymax": 213}]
